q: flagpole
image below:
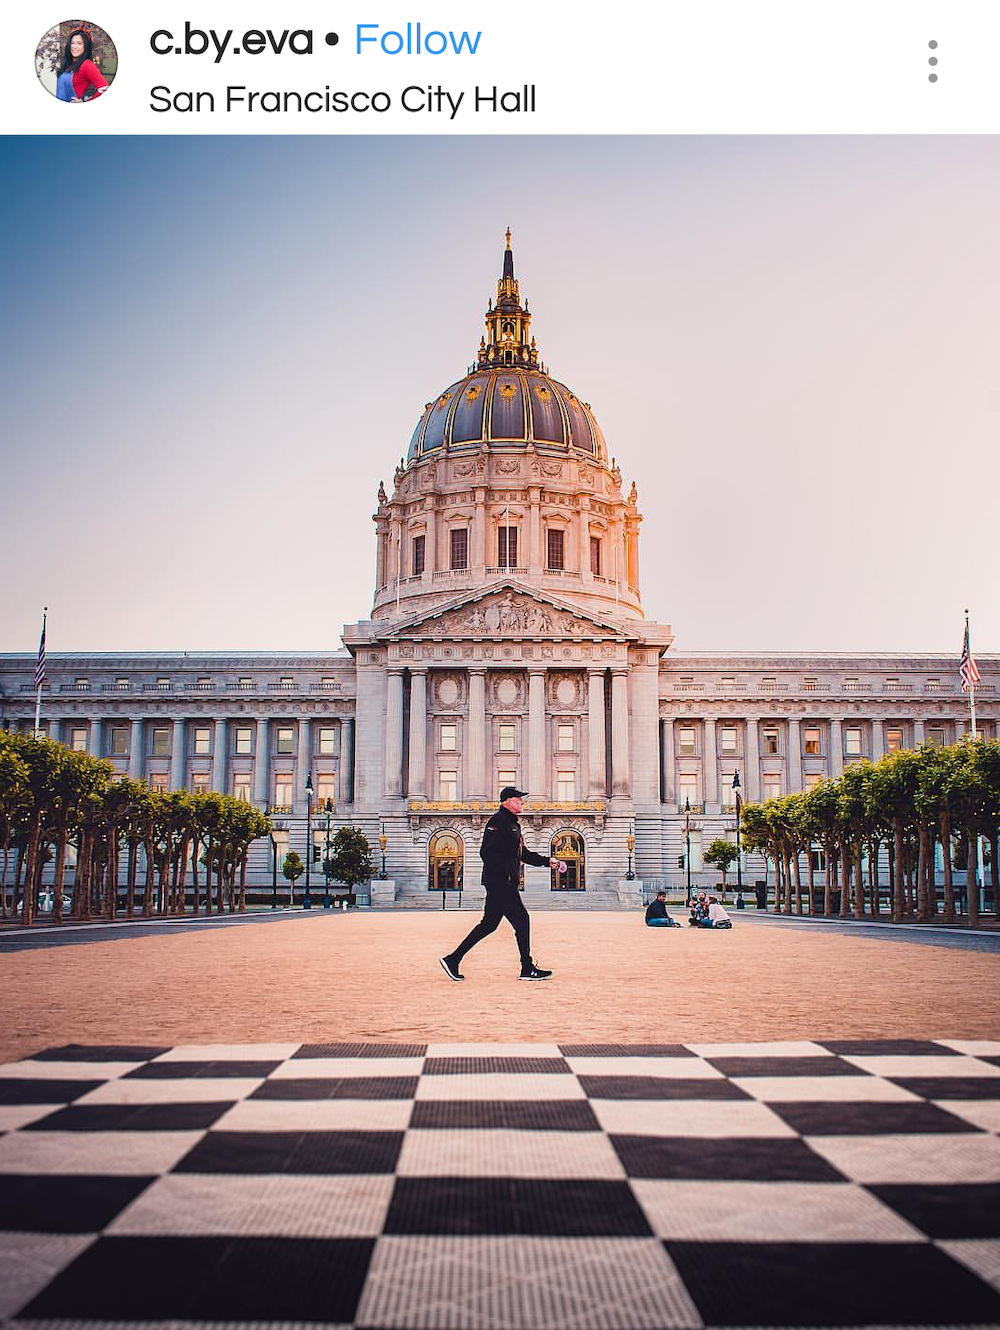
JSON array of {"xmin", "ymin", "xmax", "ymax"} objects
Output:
[{"xmin": 34, "ymin": 607, "xmax": 47, "ymax": 737}]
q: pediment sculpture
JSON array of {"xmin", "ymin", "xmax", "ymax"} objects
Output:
[{"xmin": 414, "ymin": 591, "xmax": 612, "ymax": 639}]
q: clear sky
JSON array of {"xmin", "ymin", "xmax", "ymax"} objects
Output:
[{"xmin": 1, "ymin": 135, "xmax": 996, "ymax": 657}]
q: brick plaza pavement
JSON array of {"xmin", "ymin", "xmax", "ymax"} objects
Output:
[{"xmin": 2, "ymin": 911, "xmax": 999, "ymax": 1327}]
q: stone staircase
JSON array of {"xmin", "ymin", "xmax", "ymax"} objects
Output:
[{"xmin": 387, "ymin": 883, "xmax": 641, "ymax": 911}]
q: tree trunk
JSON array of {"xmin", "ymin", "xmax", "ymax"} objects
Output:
[
  {"xmin": 792, "ymin": 851, "xmax": 803, "ymax": 915},
  {"xmin": 773, "ymin": 857, "xmax": 783, "ymax": 914},
  {"xmin": 916, "ymin": 826, "xmax": 930, "ymax": 922},
  {"xmin": 204, "ymin": 836, "xmax": 214, "ymax": 914},
  {"xmin": 839, "ymin": 839, "xmax": 851, "ymax": 917},
  {"xmin": 0, "ymin": 832, "xmax": 9, "ymax": 918},
  {"xmin": 142, "ymin": 837, "xmax": 156, "ymax": 917},
  {"xmin": 823, "ymin": 848, "xmax": 832, "ymax": 917},
  {"xmin": 854, "ymin": 840, "xmax": 866, "ymax": 920},
  {"xmin": 238, "ymin": 848, "xmax": 249, "ymax": 912},
  {"xmin": 892, "ymin": 822, "xmax": 904, "ymax": 923},
  {"xmin": 940, "ymin": 815, "xmax": 954, "ymax": 924},
  {"xmin": 21, "ymin": 812, "xmax": 42, "ymax": 926},
  {"xmin": 966, "ymin": 829, "xmax": 980, "ymax": 928},
  {"xmin": 52, "ymin": 825, "xmax": 69, "ymax": 924},
  {"xmin": 191, "ymin": 835, "xmax": 201, "ymax": 916},
  {"xmin": 126, "ymin": 839, "xmax": 137, "ymax": 917}
]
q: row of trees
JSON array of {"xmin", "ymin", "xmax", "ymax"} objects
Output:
[
  {"xmin": 734, "ymin": 739, "xmax": 1000, "ymax": 925},
  {"xmin": 0, "ymin": 732, "xmax": 272, "ymax": 924}
]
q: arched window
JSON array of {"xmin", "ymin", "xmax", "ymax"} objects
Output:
[
  {"xmin": 428, "ymin": 830, "xmax": 464, "ymax": 891},
  {"xmin": 551, "ymin": 829, "xmax": 585, "ymax": 891}
]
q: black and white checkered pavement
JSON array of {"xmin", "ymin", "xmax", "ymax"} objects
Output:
[{"xmin": 2, "ymin": 1038, "xmax": 1000, "ymax": 1328}]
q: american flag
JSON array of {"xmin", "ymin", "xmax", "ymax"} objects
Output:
[
  {"xmin": 960, "ymin": 617, "xmax": 981, "ymax": 692},
  {"xmin": 33, "ymin": 611, "xmax": 47, "ymax": 691}
]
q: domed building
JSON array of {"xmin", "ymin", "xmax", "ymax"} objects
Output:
[{"xmin": 2, "ymin": 234, "xmax": 995, "ymax": 908}]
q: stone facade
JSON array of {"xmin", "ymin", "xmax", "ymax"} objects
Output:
[{"xmin": 2, "ymin": 239, "xmax": 996, "ymax": 901}]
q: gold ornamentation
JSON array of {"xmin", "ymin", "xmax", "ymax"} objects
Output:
[
  {"xmin": 498, "ymin": 382, "xmax": 517, "ymax": 399},
  {"xmin": 466, "ymin": 384, "xmax": 482, "ymax": 401},
  {"xmin": 438, "ymin": 392, "xmax": 452, "ymax": 406},
  {"xmin": 535, "ymin": 385, "xmax": 551, "ymax": 402}
]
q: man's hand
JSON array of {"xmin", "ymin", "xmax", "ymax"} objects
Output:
[{"xmin": 549, "ymin": 857, "xmax": 568, "ymax": 873}]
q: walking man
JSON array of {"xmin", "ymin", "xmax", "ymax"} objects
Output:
[{"xmin": 440, "ymin": 786, "xmax": 566, "ymax": 981}]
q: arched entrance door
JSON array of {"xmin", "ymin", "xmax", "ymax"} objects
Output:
[
  {"xmin": 428, "ymin": 830, "xmax": 464, "ymax": 891},
  {"xmin": 551, "ymin": 830, "xmax": 585, "ymax": 891}
]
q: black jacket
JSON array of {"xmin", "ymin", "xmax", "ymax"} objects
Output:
[
  {"xmin": 480, "ymin": 805, "xmax": 549, "ymax": 891},
  {"xmin": 645, "ymin": 899, "xmax": 668, "ymax": 922}
]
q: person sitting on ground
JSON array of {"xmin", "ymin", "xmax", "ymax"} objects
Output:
[
  {"xmin": 645, "ymin": 890, "xmax": 680, "ymax": 927},
  {"xmin": 688, "ymin": 892, "xmax": 708, "ymax": 926},
  {"xmin": 698, "ymin": 895, "xmax": 733, "ymax": 929}
]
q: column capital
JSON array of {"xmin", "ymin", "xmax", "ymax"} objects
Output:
[
  {"xmin": 386, "ymin": 665, "xmax": 405, "ymax": 677},
  {"xmin": 587, "ymin": 665, "xmax": 606, "ymax": 678},
  {"xmin": 467, "ymin": 666, "xmax": 488, "ymax": 677},
  {"xmin": 409, "ymin": 664, "xmax": 429, "ymax": 675},
  {"xmin": 610, "ymin": 665, "xmax": 630, "ymax": 677},
  {"xmin": 528, "ymin": 666, "xmax": 547, "ymax": 677}
]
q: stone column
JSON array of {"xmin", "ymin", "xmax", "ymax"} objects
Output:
[
  {"xmin": 913, "ymin": 718, "xmax": 925, "ymax": 747},
  {"xmin": 254, "ymin": 718, "xmax": 270, "ymax": 807},
  {"xmin": 48, "ymin": 719, "xmax": 61, "ymax": 745},
  {"xmin": 528, "ymin": 486, "xmax": 542, "ymax": 576},
  {"xmin": 90, "ymin": 718, "xmax": 102, "ymax": 760},
  {"xmin": 408, "ymin": 669, "xmax": 428, "ymax": 799},
  {"xmin": 702, "ymin": 717, "xmax": 718, "ymax": 808},
  {"xmin": 871, "ymin": 717, "xmax": 884, "ymax": 761},
  {"xmin": 660, "ymin": 716, "xmax": 674, "ymax": 805},
  {"xmin": 472, "ymin": 488, "xmax": 487, "ymax": 571},
  {"xmin": 213, "ymin": 718, "xmax": 228, "ymax": 793},
  {"xmin": 587, "ymin": 668, "xmax": 606, "ymax": 798},
  {"xmin": 129, "ymin": 719, "xmax": 144, "ymax": 780},
  {"xmin": 296, "ymin": 718, "xmax": 312, "ymax": 812},
  {"xmin": 170, "ymin": 718, "xmax": 186, "ymax": 790},
  {"xmin": 577, "ymin": 505, "xmax": 590, "ymax": 576},
  {"xmin": 745, "ymin": 717, "xmax": 760, "ymax": 801},
  {"xmin": 340, "ymin": 717, "xmax": 355, "ymax": 803},
  {"xmin": 466, "ymin": 668, "xmax": 487, "ymax": 799},
  {"xmin": 610, "ymin": 669, "xmax": 630, "ymax": 797},
  {"xmin": 384, "ymin": 669, "xmax": 405, "ymax": 798},
  {"xmin": 528, "ymin": 668, "xmax": 546, "ymax": 799},
  {"xmin": 830, "ymin": 718, "xmax": 843, "ymax": 777},
  {"xmin": 425, "ymin": 505, "xmax": 437, "ymax": 576},
  {"xmin": 787, "ymin": 717, "xmax": 802, "ymax": 792}
]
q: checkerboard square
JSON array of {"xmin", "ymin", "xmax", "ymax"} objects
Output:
[
  {"xmin": 356, "ymin": 1234, "xmax": 700, "ymax": 1329},
  {"xmin": 172, "ymin": 1128, "xmax": 404, "ymax": 1175},
  {"xmin": 384, "ymin": 1178, "xmax": 654, "ymax": 1237},
  {"xmin": 23, "ymin": 1101, "xmax": 235, "ymax": 1132},
  {"xmin": 932, "ymin": 1098, "xmax": 1000, "ymax": 1132},
  {"xmin": 416, "ymin": 1074, "xmax": 586, "ymax": 1101},
  {"xmin": 610, "ymin": 1135, "xmax": 845, "ymax": 1181},
  {"xmin": 251, "ymin": 1075, "xmax": 419, "ymax": 1100},
  {"xmin": 423, "ymin": 1056, "xmax": 570, "ymax": 1075},
  {"xmin": 590, "ymin": 1097, "xmax": 794, "ymax": 1138},
  {"xmin": 124, "ymin": 1059, "xmax": 281, "ymax": 1079},
  {"xmin": 0, "ymin": 1173, "xmax": 154, "ymax": 1233},
  {"xmin": 429, "ymin": 1042, "xmax": 563, "ymax": 1057},
  {"xmin": 579, "ymin": 1075, "xmax": 749, "ymax": 1101},
  {"xmin": 844, "ymin": 1054, "xmax": 1000, "ymax": 1079},
  {"xmin": 107, "ymin": 1171, "xmax": 396, "ymax": 1237},
  {"xmin": 665, "ymin": 1239, "xmax": 1000, "ymax": 1325},
  {"xmin": 397, "ymin": 1129, "xmax": 625, "ymax": 1179},
  {"xmin": 295, "ymin": 1042, "xmax": 426, "ymax": 1058},
  {"xmin": 705, "ymin": 1056, "xmax": 866, "ymax": 1078},
  {"xmin": 30, "ymin": 1044, "xmax": 170, "ymax": 1062},
  {"xmin": 822, "ymin": 1039, "xmax": 962, "ymax": 1057},
  {"xmin": 806, "ymin": 1132, "xmax": 1000, "ymax": 1183},
  {"xmin": 687, "ymin": 1041, "xmax": 831, "ymax": 1058},
  {"xmin": 75, "ymin": 1076, "xmax": 263, "ymax": 1104},
  {"xmin": 736, "ymin": 1075, "xmax": 920, "ymax": 1103},
  {"xmin": 0, "ymin": 1079, "xmax": 105, "ymax": 1104},
  {"xmin": 18, "ymin": 1234, "xmax": 375, "ymax": 1322},
  {"xmin": 0, "ymin": 1130, "xmax": 204, "ymax": 1175},
  {"xmin": 271, "ymin": 1056, "xmax": 426, "ymax": 1079},
  {"xmin": 633, "ymin": 1179, "xmax": 924, "ymax": 1241},
  {"xmin": 567, "ymin": 1056, "xmax": 721, "ymax": 1079},
  {"xmin": 0, "ymin": 1231, "xmax": 95, "ymax": 1318},
  {"xmin": 0, "ymin": 1104, "xmax": 64, "ymax": 1132},
  {"xmin": 0, "ymin": 1059, "xmax": 141, "ymax": 1080},
  {"xmin": 869, "ymin": 1183, "xmax": 1000, "ymax": 1238},
  {"xmin": 559, "ymin": 1044, "xmax": 696, "ymax": 1057},
  {"xmin": 940, "ymin": 1040, "xmax": 1000, "ymax": 1057},
  {"xmin": 153, "ymin": 1042, "xmax": 300, "ymax": 1061},
  {"xmin": 893, "ymin": 1076, "xmax": 1000, "ymax": 1100},
  {"xmin": 408, "ymin": 1099, "xmax": 601, "ymax": 1131},
  {"xmin": 940, "ymin": 1238, "xmax": 1000, "ymax": 1293},
  {"xmin": 213, "ymin": 1098, "xmax": 412, "ymax": 1132},
  {"xmin": 770, "ymin": 1100, "xmax": 981, "ymax": 1136}
]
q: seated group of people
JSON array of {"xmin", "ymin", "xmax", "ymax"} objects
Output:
[{"xmin": 644, "ymin": 889, "xmax": 733, "ymax": 929}]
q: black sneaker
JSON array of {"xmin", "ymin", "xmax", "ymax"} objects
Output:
[
  {"xmin": 519, "ymin": 965, "xmax": 552, "ymax": 981},
  {"xmin": 440, "ymin": 955, "xmax": 464, "ymax": 981}
]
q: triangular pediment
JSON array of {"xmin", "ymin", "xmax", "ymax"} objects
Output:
[{"xmin": 381, "ymin": 580, "xmax": 635, "ymax": 642}]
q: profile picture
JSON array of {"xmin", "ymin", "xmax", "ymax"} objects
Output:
[{"xmin": 35, "ymin": 20, "xmax": 117, "ymax": 102}]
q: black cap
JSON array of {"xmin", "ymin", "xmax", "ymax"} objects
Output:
[{"xmin": 499, "ymin": 786, "xmax": 528, "ymax": 802}]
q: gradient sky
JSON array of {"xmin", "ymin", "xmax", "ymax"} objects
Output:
[{"xmin": 1, "ymin": 135, "xmax": 996, "ymax": 657}]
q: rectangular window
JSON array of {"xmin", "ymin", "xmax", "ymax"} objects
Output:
[
  {"xmin": 191, "ymin": 772, "xmax": 210, "ymax": 793},
  {"xmin": 151, "ymin": 728, "xmax": 170, "ymax": 757},
  {"xmin": 149, "ymin": 772, "xmax": 169, "ymax": 793},
  {"xmin": 762, "ymin": 726, "xmax": 780, "ymax": 755},
  {"xmin": 318, "ymin": 727, "xmax": 337, "ymax": 755},
  {"xmin": 497, "ymin": 525, "xmax": 518, "ymax": 568},
  {"xmin": 439, "ymin": 770, "xmax": 458, "ymax": 801},
  {"xmin": 498, "ymin": 722, "xmax": 516, "ymax": 752},
  {"xmin": 276, "ymin": 726, "xmax": 294, "ymax": 755},
  {"xmin": 440, "ymin": 722, "xmax": 457, "ymax": 752},
  {"xmin": 556, "ymin": 770, "xmax": 576, "ymax": 801},
  {"xmin": 677, "ymin": 726, "xmax": 696, "ymax": 756},
  {"xmin": 678, "ymin": 773, "xmax": 698, "ymax": 807},
  {"xmin": 844, "ymin": 727, "xmax": 863, "ymax": 756},
  {"xmin": 589, "ymin": 535, "xmax": 601, "ymax": 576},
  {"xmin": 557, "ymin": 723, "xmax": 574, "ymax": 752},
  {"xmin": 70, "ymin": 727, "xmax": 88, "ymax": 752},
  {"xmin": 546, "ymin": 528, "xmax": 565, "ymax": 570},
  {"xmin": 762, "ymin": 773, "xmax": 783, "ymax": 800},
  {"xmin": 886, "ymin": 728, "xmax": 904, "ymax": 752},
  {"xmin": 927, "ymin": 727, "xmax": 946, "ymax": 747},
  {"xmin": 719, "ymin": 725, "xmax": 738, "ymax": 754},
  {"xmin": 156, "ymin": 677, "xmax": 170, "ymax": 688},
  {"xmin": 450, "ymin": 527, "xmax": 468, "ymax": 570},
  {"xmin": 235, "ymin": 727, "xmax": 253, "ymax": 755},
  {"xmin": 804, "ymin": 773, "xmax": 824, "ymax": 790},
  {"xmin": 193, "ymin": 727, "xmax": 211, "ymax": 755},
  {"xmin": 238, "ymin": 676, "xmax": 253, "ymax": 690},
  {"xmin": 721, "ymin": 677, "xmax": 736, "ymax": 687},
  {"xmin": 412, "ymin": 534, "xmax": 425, "ymax": 576},
  {"xmin": 273, "ymin": 775, "xmax": 293, "ymax": 808},
  {"xmin": 316, "ymin": 773, "xmax": 337, "ymax": 807},
  {"xmin": 197, "ymin": 676, "xmax": 211, "ymax": 688},
  {"xmin": 233, "ymin": 774, "xmax": 252, "ymax": 803},
  {"xmin": 280, "ymin": 676, "xmax": 293, "ymax": 688},
  {"xmin": 497, "ymin": 769, "xmax": 517, "ymax": 792},
  {"xmin": 110, "ymin": 726, "xmax": 128, "ymax": 756},
  {"xmin": 803, "ymin": 727, "xmax": 821, "ymax": 756}
]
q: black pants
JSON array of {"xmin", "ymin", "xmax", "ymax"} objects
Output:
[{"xmin": 451, "ymin": 888, "xmax": 531, "ymax": 968}]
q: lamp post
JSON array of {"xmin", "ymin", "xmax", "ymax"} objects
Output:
[
  {"xmin": 684, "ymin": 796, "xmax": 692, "ymax": 905},
  {"xmin": 625, "ymin": 820, "xmax": 635, "ymax": 880},
  {"xmin": 379, "ymin": 820, "xmax": 388, "ymax": 880},
  {"xmin": 732, "ymin": 770, "xmax": 743, "ymax": 906},
  {"xmin": 269, "ymin": 830, "xmax": 278, "ymax": 910},
  {"xmin": 303, "ymin": 773, "xmax": 313, "ymax": 909},
  {"xmin": 323, "ymin": 798, "xmax": 333, "ymax": 909}
]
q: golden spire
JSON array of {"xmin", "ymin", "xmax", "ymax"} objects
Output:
[{"xmin": 505, "ymin": 226, "xmax": 512, "ymax": 250}]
